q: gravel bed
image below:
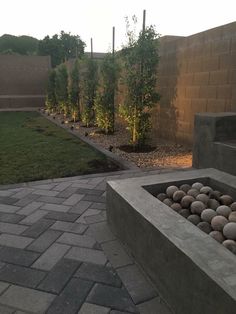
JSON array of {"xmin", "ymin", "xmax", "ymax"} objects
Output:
[{"xmin": 51, "ymin": 114, "xmax": 192, "ymax": 169}]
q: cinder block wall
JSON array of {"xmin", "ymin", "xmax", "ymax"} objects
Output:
[
  {"xmin": 0, "ymin": 55, "xmax": 51, "ymax": 108},
  {"xmin": 152, "ymin": 22, "xmax": 236, "ymax": 145}
]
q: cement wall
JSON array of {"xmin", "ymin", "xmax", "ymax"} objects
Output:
[
  {"xmin": 0, "ymin": 55, "xmax": 51, "ymax": 108},
  {"xmin": 192, "ymin": 112, "xmax": 236, "ymax": 175},
  {"xmin": 152, "ymin": 22, "xmax": 236, "ymax": 145}
]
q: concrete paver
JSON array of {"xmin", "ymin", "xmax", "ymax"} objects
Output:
[
  {"xmin": 0, "ymin": 234, "xmax": 34, "ymax": 249},
  {"xmin": 0, "ymin": 285, "xmax": 55, "ymax": 313},
  {"xmin": 101, "ymin": 240, "xmax": 133, "ymax": 268},
  {"xmin": 32, "ymin": 243, "xmax": 70, "ymax": 271},
  {"xmin": 0, "ymin": 169, "xmax": 173, "ymax": 313},
  {"xmin": 78, "ymin": 302, "xmax": 110, "ymax": 314},
  {"xmin": 117, "ymin": 264, "xmax": 157, "ymax": 304}
]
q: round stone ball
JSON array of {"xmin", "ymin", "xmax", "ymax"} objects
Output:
[
  {"xmin": 197, "ymin": 221, "xmax": 212, "ymax": 234},
  {"xmin": 230, "ymin": 202, "xmax": 236, "ymax": 212},
  {"xmin": 228, "ymin": 212, "xmax": 236, "ymax": 223},
  {"xmin": 223, "ymin": 222, "xmax": 236, "ymax": 240},
  {"xmin": 166, "ymin": 186, "xmax": 179, "ymax": 198},
  {"xmin": 211, "ymin": 215, "xmax": 228, "ymax": 232},
  {"xmin": 200, "ymin": 186, "xmax": 213, "ymax": 195},
  {"xmin": 173, "ymin": 190, "xmax": 186, "ymax": 202},
  {"xmin": 163, "ymin": 198, "xmax": 173, "ymax": 207},
  {"xmin": 196, "ymin": 194, "xmax": 209, "ymax": 205},
  {"xmin": 179, "ymin": 184, "xmax": 191, "ymax": 193},
  {"xmin": 216, "ymin": 205, "xmax": 232, "ymax": 218},
  {"xmin": 190, "ymin": 201, "xmax": 206, "ymax": 215},
  {"xmin": 187, "ymin": 214, "xmax": 201, "ymax": 225},
  {"xmin": 201, "ymin": 208, "xmax": 217, "ymax": 223},
  {"xmin": 192, "ymin": 182, "xmax": 204, "ymax": 191},
  {"xmin": 179, "ymin": 209, "xmax": 191, "ymax": 218},
  {"xmin": 207, "ymin": 199, "xmax": 220, "ymax": 210},
  {"xmin": 220, "ymin": 195, "xmax": 233, "ymax": 206},
  {"xmin": 157, "ymin": 193, "xmax": 167, "ymax": 202},
  {"xmin": 209, "ymin": 231, "xmax": 225, "ymax": 243},
  {"xmin": 187, "ymin": 189, "xmax": 200, "ymax": 198},
  {"xmin": 209, "ymin": 190, "xmax": 222, "ymax": 201},
  {"xmin": 222, "ymin": 239, "xmax": 236, "ymax": 254},
  {"xmin": 181, "ymin": 195, "xmax": 195, "ymax": 209},
  {"xmin": 171, "ymin": 203, "xmax": 182, "ymax": 212}
]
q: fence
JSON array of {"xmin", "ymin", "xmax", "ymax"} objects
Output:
[{"xmin": 0, "ymin": 55, "xmax": 51, "ymax": 108}]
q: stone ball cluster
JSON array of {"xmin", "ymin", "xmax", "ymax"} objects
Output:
[{"xmin": 157, "ymin": 182, "xmax": 236, "ymax": 255}]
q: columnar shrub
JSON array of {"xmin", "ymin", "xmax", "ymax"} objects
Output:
[
  {"xmin": 81, "ymin": 58, "xmax": 98, "ymax": 127},
  {"xmin": 45, "ymin": 69, "xmax": 57, "ymax": 113},
  {"xmin": 69, "ymin": 59, "xmax": 80, "ymax": 122},
  {"xmin": 55, "ymin": 64, "xmax": 69, "ymax": 115},
  {"xmin": 119, "ymin": 17, "xmax": 160, "ymax": 147},
  {"xmin": 94, "ymin": 53, "xmax": 119, "ymax": 134}
]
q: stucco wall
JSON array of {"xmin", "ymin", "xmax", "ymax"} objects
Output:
[{"xmin": 0, "ymin": 55, "xmax": 51, "ymax": 108}]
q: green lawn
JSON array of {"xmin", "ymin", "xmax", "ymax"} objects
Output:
[{"xmin": 0, "ymin": 111, "xmax": 119, "ymax": 185}]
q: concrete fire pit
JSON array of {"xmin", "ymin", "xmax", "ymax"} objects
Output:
[{"xmin": 106, "ymin": 168, "xmax": 236, "ymax": 314}]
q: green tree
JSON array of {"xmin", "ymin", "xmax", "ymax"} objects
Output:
[
  {"xmin": 81, "ymin": 58, "xmax": 98, "ymax": 127},
  {"xmin": 94, "ymin": 53, "xmax": 119, "ymax": 134},
  {"xmin": 119, "ymin": 17, "xmax": 160, "ymax": 147},
  {"xmin": 45, "ymin": 69, "xmax": 57, "ymax": 112},
  {"xmin": 55, "ymin": 64, "xmax": 69, "ymax": 115},
  {"xmin": 69, "ymin": 59, "xmax": 80, "ymax": 122},
  {"xmin": 60, "ymin": 31, "xmax": 85, "ymax": 61},
  {"xmin": 0, "ymin": 34, "xmax": 38, "ymax": 55},
  {"xmin": 38, "ymin": 35, "xmax": 62, "ymax": 67},
  {"xmin": 38, "ymin": 31, "xmax": 85, "ymax": 67}
]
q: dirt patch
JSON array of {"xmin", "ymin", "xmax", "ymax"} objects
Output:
[{"xmin": 118, "ymin": 144, "xmax": 156, "ymax": 153}]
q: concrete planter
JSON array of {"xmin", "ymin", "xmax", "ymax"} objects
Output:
[{"xmin": 107, "ymin": 168, "xmax": 236, "ymax": 314}]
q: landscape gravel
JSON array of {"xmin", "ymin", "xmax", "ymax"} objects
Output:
[{"xmin": 58, "ymin": 116, "xmax": 192, "ymax": 169}]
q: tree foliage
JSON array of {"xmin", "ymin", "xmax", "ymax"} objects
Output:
[
  {"xmin": 69, "ymin": 59, "xmax": 80, "ymax": 122},
  {"xmin": 94, "ymin": 53, "xmax": 119, "ymax": 134},
  {"xmin": 0, "ymin": 34, "xmax": 38, "ymax": 55},
  {"xmin": 38, "ymin": 31, "xmax": 85, "ymax": 67},
  {"xmin": 119, "ymin": 17, "xmax": 160, "ymax": 147},
  {"xmin": 55, "ymin": 64, "xmax": 69, "ymax": 114},
  {"xmin": 45, "ymin": 69, "xmax": 57, "ymax": 112},
  {"xmin": 81, "ymin": 58, "xmax": 98, "ymax": 127}
]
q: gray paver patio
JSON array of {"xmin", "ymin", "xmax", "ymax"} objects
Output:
[{"xmin": 0, "ymin": 169, "xmax": 176, "ymax": 313}]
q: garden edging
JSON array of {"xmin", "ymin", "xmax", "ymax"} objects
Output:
[{"xmin": 41, "ymin": 112, "xmax": 140, "ymax": 172}]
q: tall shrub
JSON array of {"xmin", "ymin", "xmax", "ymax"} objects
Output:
[
  {"xmin": 94, "ymin": 53, "xmax": 119, "ymax": 134},
  {"xmin": 119, "ymin": 17, "xmax": 160, "ymax": 147},
  {"xmin": 81, "ymin": 58, "xmax": 98, "ymax": 127},
  {"xmin": 69, "ymin": 59, "xmax": 80, "ymax": 122},
  {"xmin": 55, "ymin": 64, "xmax": 69, "ymax": 115},
  {"xmin": 45, "ymin": 69, "xmax": 57, "ymax": 112}
]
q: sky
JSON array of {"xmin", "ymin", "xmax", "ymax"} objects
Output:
[{"xmin": 0, "ymin": 0, "xmax": 235, "ymax": 52}]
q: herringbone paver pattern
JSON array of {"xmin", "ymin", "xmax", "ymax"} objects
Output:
[{"xmin": 0, "ymin": 169, "xmax": 176, "ymax": 314}]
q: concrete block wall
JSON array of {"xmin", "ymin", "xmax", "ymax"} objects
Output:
[
  {"xmin": 0, "ymin": 55, "xmax": 51, "ymax": 108},
  {"xmin": 152, "ymin": 22, "xmax": 236, "ymax": 145}
]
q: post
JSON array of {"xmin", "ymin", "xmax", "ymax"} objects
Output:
[
  {"xmin": 76, "ymin": 46, "xmax": 78, "ymax": 59},
  {"xmin": 142, "ymin": 9, "xmax": 146, "ymax": 32},
  {"xmin": 90, "ymin": 38, "xmax": 93, "ymax": 59},
  {"xmin": 112, "ymin": 26, "xmax": 115, "ymax": 56},
  {"xmin": 112, "ymin": 27, "xmax": 115, "ymax": 133},
  {"xmin": 141, "ymin": 10, "xmax": 146, "ymax": 124}
]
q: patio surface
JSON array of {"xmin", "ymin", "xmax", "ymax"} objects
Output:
[{"xmin": 0, "ymin": 168, "xmax": 179, "ymax": 314}]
